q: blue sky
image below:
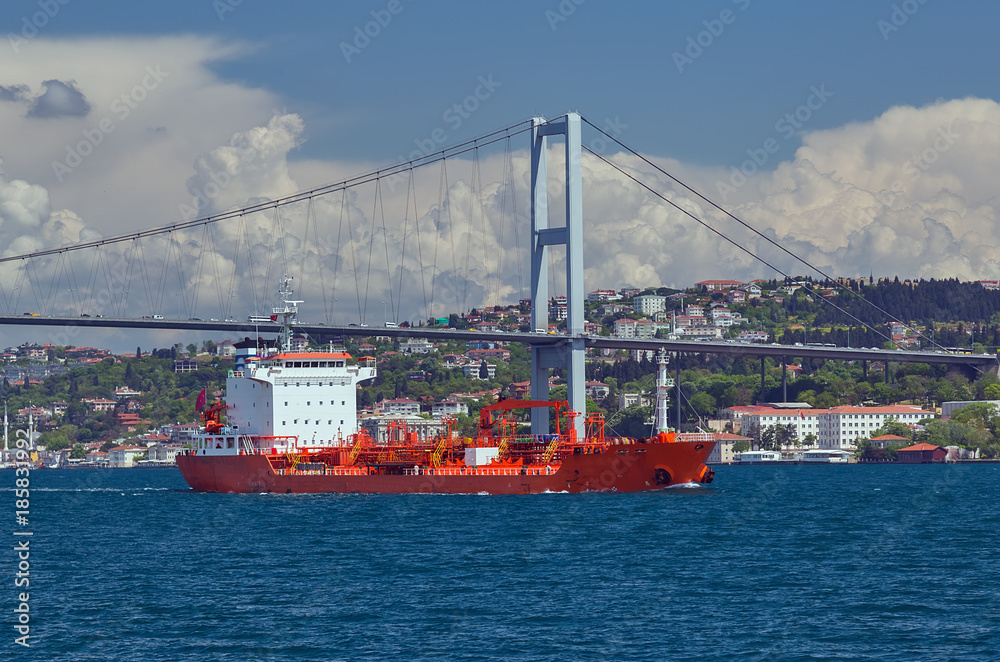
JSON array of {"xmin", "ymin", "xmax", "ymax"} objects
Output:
[
  {"xmin": 11, "ymin": 0, "xmax": 997, "ymax": 167},
  {"xmin": 2, "ymin": 0, "xmax": 1000, "ymax": 350}
]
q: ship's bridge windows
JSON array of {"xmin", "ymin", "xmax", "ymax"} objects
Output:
[{"xmin": 311, "ymin": 361, "xmax": 319, "ymax": 367}]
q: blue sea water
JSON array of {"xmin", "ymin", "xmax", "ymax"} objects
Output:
[{"xmin": 6, "ymin": 464, "xmax": 1000, "ymax": 661}]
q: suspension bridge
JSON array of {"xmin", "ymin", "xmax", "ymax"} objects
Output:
[{"xmin": 0, "ymin": 112, "xmax": 995, "ymax": 436}]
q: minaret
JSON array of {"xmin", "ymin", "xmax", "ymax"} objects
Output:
[{"xmin": 3, "ymin": 401, "xmax": 8, "ymax": 453}]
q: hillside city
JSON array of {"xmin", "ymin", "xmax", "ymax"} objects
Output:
[{"xmin": 4, "ymin": 275, "xmax": 1000, "ymax": 469}]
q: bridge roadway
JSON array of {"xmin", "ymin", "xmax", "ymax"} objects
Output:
[{"xmin": 1, "ymin": 314, "xmax": 996, "ymax": 369}]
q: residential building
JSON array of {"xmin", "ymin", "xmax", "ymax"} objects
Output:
[
  {"xmin": 466, "ymin": 348, "xmax": 510, "ymax": 362},
  {"xmin": 82, "ymin": 398, "xmax": 116, "ymax": 413},
  {"xmin": 897, "ymin": 443, "xmax": 947, "ymax": 463},
  {"xmin": 108, "ymin": 445, "xmax": 146, "ymax": 468},
  {"xmin": 216, "ymin": 340, "xmax": 237, "ymax": 357},
  {"xmin": 587, "ymin": 289, "xmax": 620, "ymax": 302},
  {"xmin": 174, "ymin": 359, "xmax": 199, "ymax": 373},
  {"xmin": 740, "ymin": 408, "xmax": 828, "ymax": 446},
  {"xmin": 85, "ymin": 450, "xmax": 109, "ymax": 465},
  {"xmin": 719, "ymin": 405, "xmax": 775, "ymax": 433},
  {"xmin": 707, "ymin": 432, "xmax": 752, "ymax": 464},
  {"xmin": 633, "ymin": 295, "xmax": 666, "ymax": 316},
  {"xmin": 585, "ymin": 382, "xmax": 610, "ymax": 400},
  {"xmin": 676, "ymin": 325, "xmax": 723, "ymax": 340},
  {"xmin": 614, "ymin": 318, "xmax": 637, "ymax": 339},
  {"xmin": 431, "ymin": 399, "xmax": 469, "ymax": 417},
  {"xmin": 618, "ymin": 392, "xmax": 653, "ymax": 409},
  {"xmin": 462, "ymin": 363, "xmax": 496, "ymax": 380},
  {"xmin": 112, "ymin": 386, "xmax": 144, "ymax": 400},
  {"xmin": 737, "ymin": 330, "xmax": 770, "ymax": 343},
  {"xmin": 164, "ymin": 422, "xmax": 200, "ymax": 445},
  {"xmin": 816, "ymin": 405, "xmax": 935, "ymax": 450},
  {"xmin": 399, "ymin": 339, "xmax": 434, "ymax": 354},
  {"xmin": 146, "ymin": 444, "xmax": 183, "ymax": 463},
  {"xmin": 380, "ymin": 398, "xmax": 421, "ymax": 416},
  {"xmin": 695, "ymin": 279, "xmax": 746, "ymax": 292}
]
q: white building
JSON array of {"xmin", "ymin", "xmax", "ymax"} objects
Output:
[
  {"xmin": 381, "ymin": 398, "xmax": 421, "ymax": 416},
  {"xmin": 462, "ymin": 363, "xmax": 496, "ymax": 380},
  {"xmin": 431, "ymin": 399, "xmax": 469, "ymax": 417},
  {"xmin": 816, "ymin": 405, "xmax": 935, "ymax": 450},
  {"xmin": 399, "ymin": 339, "xmax": 435, "ymax": 354},
  {"xmin": 737, "ymin": 330, "xmax": 770, "ymax": 343},
  {"xmin": 706, "ymin": 433, "xmax": 752, "ymax": 464},
  {"xmin": 633, "ymin": 295, "xmax": 666, "ymax": 316},
  {"xmin": 740, "ymin": 409, "xmax": 826, "ymax": 446},
  {"xmin": 676, "ymin": 325, "xmax": 723, "ymax": 340},
  {"xmin": 711, "ymin": 309, "xmax": 737, "ymax": 327},
  {"xmin": 614, "ymin": 318, "xmax": 637, "ymax": 339},
  {"xmin": 108, "ymin": 445, "xmax": 146, "ymax": 467},
  {"xmin": 145, "ymin": 443, "xmax": 183, "ymax": 463},
  {"xmin": 618, "ymin": 392, "xmax": 652, "ymax": 409}
]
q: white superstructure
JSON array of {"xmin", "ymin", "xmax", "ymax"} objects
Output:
[{"xmin": 193, "ymin": 277, "xmax": 376, "ymax": 457}]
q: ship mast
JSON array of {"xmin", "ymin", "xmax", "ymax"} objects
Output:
[
  {"xmin": 273, "ymin": 275, "xmax": 302, "ymax": 353},
  {"xmin": 654, "ymin": 348, "xmax": 674, "ymax": 433}
]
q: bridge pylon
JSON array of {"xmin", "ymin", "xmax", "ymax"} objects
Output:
[{"xmin": 529, "ymin": 113, "xmax": 585, "ymax": 439}]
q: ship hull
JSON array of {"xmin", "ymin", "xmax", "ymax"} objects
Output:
[{"xmin": 176, "ymin": 441, "xmax": 715, "ymax": 494}]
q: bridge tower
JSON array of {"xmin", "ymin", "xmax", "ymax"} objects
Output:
[{"xmin": 529, "ymin": 113, "xmax": 585, "ymax": 439}]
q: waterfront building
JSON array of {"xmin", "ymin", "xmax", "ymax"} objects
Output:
[
  {"xmin": 816, "ymin": 405, "xmax": 935, "ymax": 450},
  {"xmin": 707, "ymin": 432, "xmax": 752, "ymax": 464}
]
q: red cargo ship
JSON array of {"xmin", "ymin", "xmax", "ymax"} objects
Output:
[{"xmin": 176, "ymin": 280, "xmax": 716, "ymax": 494}]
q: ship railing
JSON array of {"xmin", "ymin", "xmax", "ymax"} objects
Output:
[
  {"xmin": 403, "ymin": 466, "xmax": 555, "ymax": 477},
  {"xmin": 675, "ymin": 431, "xmax": 717, "ymax": 444},
  {"xmin": 238, "ymin": 435, "xmax": 255, "ymax": 455}
]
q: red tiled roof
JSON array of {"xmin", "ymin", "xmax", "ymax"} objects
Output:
[{"xmin": 898, "ymin": 443, "xmax": 943, "ymax": 452}]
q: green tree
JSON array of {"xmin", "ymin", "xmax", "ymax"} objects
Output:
[
  {"xmin": 871, "ymin": 417, "xmax": 913, "ymax": 440},
  {"xmin": 731, "ymin": 439, "xmax": 750, "ymax": 455}
]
